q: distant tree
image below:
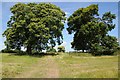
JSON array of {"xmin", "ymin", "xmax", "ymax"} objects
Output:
[
  {"xmin": 3, "ymin": 3, "xmax": 66, "ymax": 55},
  {"xmin": 58, "ymin": 46, "xmax": 65, "ymax": 52},
  {"xmin": 67, "ymin": 4, "xmax": 119, "ymax": 55}
]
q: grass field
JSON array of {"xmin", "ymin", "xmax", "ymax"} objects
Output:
[{"xmin": 1, "ymin": 53, "xmax": 119, "ymax": 78}]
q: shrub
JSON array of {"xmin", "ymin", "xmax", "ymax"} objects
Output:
[
  {"xmin": 58, "ymin": 46, "xmax": 65, "ymax": 52},
  {"xmin": 92, "ymin": 49, "xmax": 117, "ymax": 56},
  {"xmin": 32, "ymin": 51, "xmax": 41, "ymax": 55},
  {"xmin": 1, "ymin": 48, "xmax": 26, "ymax": 55},
  {"xmin": 91, "ymin": 40, "xmax": 119, "ymax": 56},
  {"xmin": 113, "ymin": 49, "xmax": 120, "ymax": 55},
  {"xmin": 1, "ymin": 49, "xmax": 16, "ymax": 53}
]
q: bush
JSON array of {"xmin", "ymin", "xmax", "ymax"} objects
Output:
[
  {"xmin": 58, "ymin": 46, "xmax": 65, "ymax": 52},
  {"xmin": 1, "ymin": 48, "xmax": 26, "ymax": 55},
  {"xmin": 32, "ymin": 51, "xmax": 41, "ymax": 55},
  {"xmin": 113, "ymin": 49, "xmax": 120, "ymax": 55},
  {"xmin": 1, "ymin": 49, "xmax": 17, "ymax": 53},
  {"xmin": 91, "ymin": 49, "xmax": 117, "ymax": 56}
]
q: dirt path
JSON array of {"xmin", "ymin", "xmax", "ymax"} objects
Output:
[
  {"xmin": 45, "ymin": 56, "xmax": 59, "ymax": 78},
  {"xmin": 16, "ymin": 56, "xmax": 59, "ymax": 78}
]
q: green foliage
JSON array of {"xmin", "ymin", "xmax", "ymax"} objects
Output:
[
  {"xmin": 114, "ymin": 49, "xmax": 120, "ymax": 55},
  {"xmin": 58, "ymin": 46, "xmax": 65, "ymax": 52},
  {"xmin": 1, "ymin": 49, "xmax": 17, "ymax": 53},
  {"xmin": 67, "ymin": 4, "xmax": 119, "ymax": 55},
  {"xmin": 3, "ymin": 3, "xmax": 66, "ymax": 54},
  {"xmin": 46, "ymin": 46, "xmax": 56, "ymax": 52},
  {"xmin": 1, "ymin": 48, "xmax": 25, "ymax": 54},
  {"xmin": 91, "ymin": 35, "xmax": 119, "ymax": 56}
]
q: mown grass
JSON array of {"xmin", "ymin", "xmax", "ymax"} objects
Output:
[
  {"xmin": 1, "ymin": 52, "xmax": 119, "ymax": 78},
  {"xmin": 67, "ymin": 52, "xmax": 92, "ymax": 57},
  {"xmin": 1, "ymin": 53, "xmax": 41, "ymax": 78},
  {"xmin": 54, "ymin": 53, "xmax": 118, "ymax": 78}
]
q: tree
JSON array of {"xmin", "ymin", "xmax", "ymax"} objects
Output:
[
  {"xmin": 3, "ymin": 3, "xmax": 66, "ymax": 55},
  {"xmin": 57, "ymin": 46, "xmax": 65, "ymax": 52},
  {"xmin": 67, "ymin": 4, "xmax": 119, "ymax": 54}
]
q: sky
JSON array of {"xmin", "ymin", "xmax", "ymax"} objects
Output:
[{"xmin": 0, "ymin": 2, "xmax": 119, "ymax": 52}]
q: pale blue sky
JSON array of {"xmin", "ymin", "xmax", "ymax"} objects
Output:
[
  {"xmin": 0, "ymin": 0, "xmax": 119, "ymax": 2},
  {"xmin": 0, "ymin": 2, "xmax": 119, "ymax": 51}
]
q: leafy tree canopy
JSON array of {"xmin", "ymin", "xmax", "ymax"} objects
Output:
[
  {"xmin": 46, "ymin": 46, "xmax": 56, "ymax": 52},
  {"xmin": 3, "ymin": 3, "xmax": 66, "ymax": 54},
  {"xmin": 67, "ymin": 4, "xmax": 119, "ymax": 55}
]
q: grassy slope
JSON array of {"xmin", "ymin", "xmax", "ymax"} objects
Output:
[{"xmin": 1, "ymin": 53, "xmax": 118, "ymax": 78}]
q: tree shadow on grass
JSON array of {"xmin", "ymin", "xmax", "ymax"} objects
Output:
[
  {"xmin": 31, "ymin": 53, "xmax": 59, "ymax": 58},
  {"xmin": 7, "ymin": 52, "xmax": 59, "ymax": 58}
]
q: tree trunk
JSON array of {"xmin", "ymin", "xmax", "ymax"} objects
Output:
[
  {"xmin": 26, "ymin": 44, "xmax": 32, "ymax": 55},
  {"xmin": 82, "ymin": 49, "xmax": 84, "ymax": 53},
  {"xmin": 6, "ymin": 44, "xmax": 9, "ymax": 50}
]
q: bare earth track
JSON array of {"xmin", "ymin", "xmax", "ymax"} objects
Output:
[
  {"xmin": 16, "ymin": 56, "xmax": 59, "ymax": 78},
  {"xmin": 46, "ymin": 56, "xmax": 59, "ymax": 78}
]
